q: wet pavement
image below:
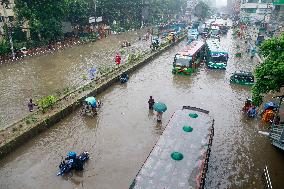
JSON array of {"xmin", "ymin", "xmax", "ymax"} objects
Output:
[
  {"xmin": 0, "ymin": 30, "xmax": 284, "ymax": 189},
  {"xmin": 0, "ymin": 29, "xmax": 150, "ymax": 128}
]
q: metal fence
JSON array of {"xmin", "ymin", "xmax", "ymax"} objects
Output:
[{"xmin": 263, "ymin": 165, "xmax": 273, "ymax": 189}]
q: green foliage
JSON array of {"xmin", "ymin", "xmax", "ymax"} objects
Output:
[
  {"xmin": 13, "ymin": 24, "xmax": 27, "ymax": 42},
  {"xmin": 252, "ymin": 33, "xmax": 284, "ymax": 105},
  {"xmin": 127, "ymin": 52, "xmax": 143, "ymax": 63},
  {"xmin": 15, "ymin": 0, "xmax": 66, "ymax": 41},
  {"xmin": 0, "ymin": 40, "xmax": 11, "ymax": 54},
  {"xmin": 25, "ymin": 115, "xmax": 38, "ymax": 124},
  {"xmin": 65, "ymin": 0, "xmax": 91, "ymax": 26},
  {"xmin": 37, "ymin": 95, "xmax": 58, "ymax": 111},
  {"xmin": 11, "ymin": 0, "xmax": 186, "ymax": 47},
  {"xmin": 194, "ymin": 1, "xmax": 211, "ymax": 20},
  {"xmin": 119, "ymin": 48, "xmax": 126, "ymax": 55},
  {"xmin": 99, "ymin": 66, "xmax": 113, "ymax": 75},
  {"xmin": 82, "ymin": 74, "xmax": 88, "ymax": 80},
  {"xmin": 160, "ymin": 41, "xmax": 168, "ymax": 48}
]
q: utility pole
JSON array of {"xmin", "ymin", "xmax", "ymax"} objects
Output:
[
  {"xmin": 1, "ymin": 1, "xmax": 15, "ymax": 59},
  {"xmin": 141, "ymin": 0, "xmax": 144, "ymax": 28},
  {"xmin": 93, "ymin": 0, "xmax": 97, "ymax": 26}
]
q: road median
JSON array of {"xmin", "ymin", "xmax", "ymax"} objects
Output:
[{"xmin": 0, "ymin": 35, "xmax": 186, "ymax": 159}]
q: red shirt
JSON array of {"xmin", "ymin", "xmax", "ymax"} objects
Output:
[{"xmin": 115, "ymin": 55, "xmax": 121, "ymax": 64}]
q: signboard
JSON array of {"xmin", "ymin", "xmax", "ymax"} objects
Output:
[
  {"xmin": 257, "ymin": 8, "xmax": 272, "ymax": 14},
  {"xmin": 89, "ymin": 16, "xmax": 102, "ymax": 23},
  {"xmin": 96, "ymin": 16, "xmax": 102, "ymax": 22}
]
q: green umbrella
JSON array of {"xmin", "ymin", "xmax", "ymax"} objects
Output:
[{"xmin": 153, "ymin": 102, "xmax": 167, "ymax": 112}]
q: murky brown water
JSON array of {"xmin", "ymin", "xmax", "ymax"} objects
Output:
[
  {"xmin": 0, "ymin": 30, "xmax": 284, "ymax": 189},
  {"xmin": 0, "ymin": 29, "xmax": 150, "ymax": 128}
]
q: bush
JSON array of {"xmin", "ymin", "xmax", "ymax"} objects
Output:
[
  {"xmin": 37, "ymin": 95, "xmax": 58, "ymax": 112},
  {"xmin": 0, "ymin": 41, "xmax": 11, "ymax": 55},
  {"xmin": 25, "ymin": 115, "xmax": 38, "ymax": 124}
]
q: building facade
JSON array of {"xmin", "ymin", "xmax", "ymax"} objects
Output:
[
  {"xmin": 269, "ymin": 0, "xmax": 284, "ymax": 36},
  {"xmin": 240, "ymin": 0, "xmax": 273, "ymax": 23},
  {"xmin": 0, "ymin": 0, "xmax": 15, "ymax": 39},
  {"xmin": 227, "ymin": 0, "xmax": 241, "ymax": 18},
  {"xmin": 186, "ymin": 0, "xmax": 198, "ymax": 20},
  {"xmin": 272, "ymin": 0, "xmax": 284, "ymax": 23}
]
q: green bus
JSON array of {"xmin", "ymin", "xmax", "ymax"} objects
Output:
[
  {"xmin": 172, "ymin": 41, "xmax": 205, "ymax": 76},
  {"xmin": 205, "ymin": 39, "xmax": 229, "ymax": 69}
]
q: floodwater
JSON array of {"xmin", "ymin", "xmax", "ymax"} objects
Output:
[
  {"xmin": 0, "ymin": 31, "xmax": 284, "ymax": 189},
  {"xmin": 0, "ymin": 29, "xmax": 150, "ymax": 128}
]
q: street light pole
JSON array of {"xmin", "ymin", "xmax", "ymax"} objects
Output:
[
  {"xmin": 93, "ymin": 0, "xmax": 97, "ymax": 26},
  {"xmin": 141, "ymin": 0, "xmax": 144, "ymax": 28}
]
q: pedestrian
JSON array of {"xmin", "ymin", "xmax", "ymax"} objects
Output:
[
  {"xmin": 157, "ymin": 112, "xmax": 163, "ymax": 122},
  {"xmin": 115, "ymin": 53, "xmax": 121, "ymax": 66},
  {"xmin": 27, "ymin": 99, "xmax": 37, "ymax": 112},
  {"xmin": 274, "ymin": 116, "xmax": 280, "ymax": 125},
  {"xmin": 148, "ymin": 96, "xmax": 155, "ymax": 110}
]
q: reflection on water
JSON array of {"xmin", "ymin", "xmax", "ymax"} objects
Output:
[
  {"xmin": 0, "ymin": 31, "xmax": 284, "ymax": 189},
  {"xmin": 0, "ymin": 29, "xmax": 149, "ymax": 128}
]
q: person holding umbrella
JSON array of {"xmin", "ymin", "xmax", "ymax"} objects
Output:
[{"xmin": 153, "ymin": 102, "xmax": 167, "ymax": 122}]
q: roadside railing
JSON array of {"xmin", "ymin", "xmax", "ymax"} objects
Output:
[
  {"xmin": 199, "ymin": 119, "xmax": 215, "ymax": 189},
  {"xmin": 263, "ymin": 165, "xmax": 273, "ymax": 189}
]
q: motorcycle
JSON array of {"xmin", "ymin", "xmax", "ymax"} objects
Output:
[
  {"xmin": 82, "ymin": 98, "xmax": 102, "ymax": 116},
  {"xmin": 57, "ymin": 151, "xmax": 89, "ymax": 176},
  {"xmin": 120, "ymin": 73, "xmax": 129, "ymax": 84}
]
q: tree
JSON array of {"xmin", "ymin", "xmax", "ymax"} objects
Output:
[
  {"xmin": 15, "ymin": 0, "xmax": 66, "ymax": 42},
  {"xmin": 12, "ymin": 0, "xmax": 187, "ymax": 44},
  {"xmin": 64, "ymin": 0, "xmax": 92, "ymax": 26},
  {"xmin": 194, "ymin": 0, "xmax": 210, "ymax": 20},
  {"xmin": 252, "ymin": 33, "xmax": 284, "ymax": 106}
]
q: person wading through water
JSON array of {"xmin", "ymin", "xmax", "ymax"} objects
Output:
[{"xmin": 148, "ymin": 96, "xmax": 155, "ymax": 110}]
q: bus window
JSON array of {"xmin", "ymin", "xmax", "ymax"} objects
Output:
[
  {"xmin": 175, "ymin": 58, "xmax": 191, "ymax": 67},
  {"xmin": 211, "ymin": 55, "xmax": 227, "ymax": 63}
]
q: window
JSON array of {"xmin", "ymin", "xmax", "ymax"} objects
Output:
[
  {"xmin": 175, "ymin": 58, "xmax": 192, "ymax": 67},
  {"xmin": 247, "ymin": 0, "xmax": 258, "ymax": 3},
  {"xmin": 211, "ymin": 55, "xmax": 228, "ymax": 63},
  {"xmin": 245, "ymin": 8, "xmax": 257, "ymax": 13},
  {"xmin": 261, "ymin": 0, "xmax": 272, "ymax": 3}
]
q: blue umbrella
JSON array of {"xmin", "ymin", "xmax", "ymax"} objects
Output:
[
  {"xmin": 264, "ymin": 101, "xmax": 278, "ymax": 110},
  {"xmin": 85, "ymin": 97, "xmax": 97, "ymax": 107},
  {"xmin": 153, "ymin": 102, "xmax": 167, "ymax": 112}
]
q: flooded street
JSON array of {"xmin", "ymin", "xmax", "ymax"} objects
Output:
[
  {"xmin": 0, "ymin": 29, "xmax": 149, "ymax": 128},
  {"xmin": 0, "ymin": 30, "xmax": 284, "ymax": 189}
]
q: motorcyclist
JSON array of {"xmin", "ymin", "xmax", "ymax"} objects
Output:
[
  {"xmin": 247, "ymin": 105, "xmax": 257, "ymax": 118},
  {"xmin": 65, "ymin": 152, "xmax": 83, "ymax": 171},
  {"xmin": 120, "ymin": 73, "xmax": 129, "ymax": 83},
  {"xmin": 242, "ymin": 99, "xmax": 252, "ymax": 112}
]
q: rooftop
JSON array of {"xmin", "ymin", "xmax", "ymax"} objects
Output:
[
  {"xmin": 130, "ymin": 107, "xmax": 214, "ymax": 188},
  {"xmin": 206, "ymin": 39, "xmax": 227, "ymax": 53}
]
